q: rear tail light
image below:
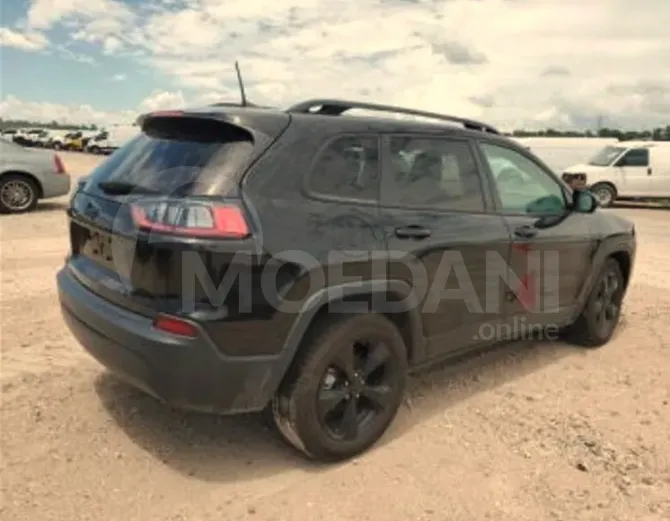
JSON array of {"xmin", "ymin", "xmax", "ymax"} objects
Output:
[
  {"xmin": 130, "ymin": 199, "xmax": 251, "ymax": 239},
  {"xmin": 153, "ymin": 315, "xmax": 198, "ymax": 337},
  {"xmin": 53, "ymin": 154, "xmax": 67, "ymax": 175}
]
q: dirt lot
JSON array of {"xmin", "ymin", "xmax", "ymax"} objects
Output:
[{"xmin": 1, "ymin": 151, "xmax": 669, "ymax": 521}]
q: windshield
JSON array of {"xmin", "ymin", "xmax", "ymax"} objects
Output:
[{"xmin": 588, "ymin": 146, "xmax": 627, "ymax": 166}]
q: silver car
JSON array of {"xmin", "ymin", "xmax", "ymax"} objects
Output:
[{"xmin": 0, "ymin": 137, "xmax": 71, "ymax": 213}]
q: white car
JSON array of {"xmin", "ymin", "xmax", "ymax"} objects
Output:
[
  {"xmin": 562, "ymin": 141, "xmax": 670, "ymax": 207},
  {"xmin": 85, "ymin": 125, "xmax": 138, "ymax": 154}
]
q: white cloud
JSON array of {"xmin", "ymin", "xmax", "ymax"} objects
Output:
[
  {"xmin": 26, "ymin": 0, "xmax": 133, "ymax": 30},
  {"xmin": 102, "ymin": 36, "xmax": 123, "ymax": 55},
  {"xmin": 0, "ymin": 95, "xmax": 136, "ymax": 125},
  {"xmin": 0, "ymin": 28, "xmax": 48, "ymax": 51},
  {"xmin": 137, "ymin": 90, "xmax": 186, "ymax": 112},
  {"xmin": 3, "ymin": 0, "xmax": 670, "ymax": 129},
  {"xmin": 111, "ymin": 74, "xmax": 127, "ymax": 81}
]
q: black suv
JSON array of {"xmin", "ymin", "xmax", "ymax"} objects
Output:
[{"xmin": 57, "ymin": 99, "xmax": 636, "ymax": 462}]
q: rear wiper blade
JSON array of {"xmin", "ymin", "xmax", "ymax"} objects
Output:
[{"xmin": 97, "ymin": 181, "xmax": 159, "ymax": 195}]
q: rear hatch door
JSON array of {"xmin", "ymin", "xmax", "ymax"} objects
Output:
[{"xmin": 66, "ymin": 110, "xmax": 289, "ymax": 317}]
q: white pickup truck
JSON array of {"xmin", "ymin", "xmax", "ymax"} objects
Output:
[{"xmin": 562, "ymin": 141, "xmax": 670, "ymax": 207}]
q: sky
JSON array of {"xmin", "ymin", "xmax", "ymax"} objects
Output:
[{"xmin": 0, "ymin": 0, "xmax": 669, "ymax": 130}]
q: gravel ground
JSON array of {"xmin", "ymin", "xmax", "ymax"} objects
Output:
[{"xmin": 1, "ymin": 151, "xmax": 668, "ymax": 521}]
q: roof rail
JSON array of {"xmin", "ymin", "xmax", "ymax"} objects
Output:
[{"xmin": 286, "ymin": 98, "xmax": 499, "ymax": 134}]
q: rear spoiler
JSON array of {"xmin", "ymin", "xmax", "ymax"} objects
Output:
[{"xmin": 134, "ymin": 108, "xmax": 290, "ymax": 146}]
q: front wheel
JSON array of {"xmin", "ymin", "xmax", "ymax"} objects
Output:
[
  {"xmin": 590, "ymin": 183, "xmax": 616, "ymax": 208},
  {"xmin": 563, "ymin": 258, "xmax": 625, "ymax": 347},
  {"xmin": 272, "ymin": 314, "xmax": 408, "ymax": 462}
]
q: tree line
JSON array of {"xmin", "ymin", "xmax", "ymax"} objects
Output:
[
  {"xmin": 0, "ymin": 119, "xmax": 99, "ymax": 131},
  {"xmin": 1, "ymin": 118, "xmax": 669, "ymax": 141},
  {"xmin": 509, "ymin": 126, "xmax": 670, "ymax": 141}
]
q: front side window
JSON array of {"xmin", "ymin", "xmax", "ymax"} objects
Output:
[
  {"xmin": 615, "ymin": 148, "xmax": 649, "ymax": 167},
  {"xmin": 588, "ymin": 146, "xmax": 627, "ymax": 166},
  {"xmin": 307, "ymin": 135, "xmax": 380, "ymax": 201},
  {"xmin": 382, "ymin": 136, "xmax": 485, "ymax": 212},
  {"xmin": 480, "ymin": 142, "xmax": 566, "ymax": 215}
]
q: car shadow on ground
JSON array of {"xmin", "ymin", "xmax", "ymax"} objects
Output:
[
  {"xmin": 380, "ymin": 338, "xmax": 585, "ymax": 448},
  {"xmin": 611, "ymin": 202, "xmax": 670, "ymax": 211},
  {"xmin": 93, "ymin": 372, "xmax": 325, "ymax": 483},
  {"xmin": 93, "ymin": 330, "xmax": 596, "ymax": 483},
  {"xmin": 34, "ymin": 201, "xmax": 68, "ymax": 213}
]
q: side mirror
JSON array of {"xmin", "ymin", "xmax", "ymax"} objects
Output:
[{"xmin": 573, "ymin": 189, "xmax": 598, "ymax": 213}]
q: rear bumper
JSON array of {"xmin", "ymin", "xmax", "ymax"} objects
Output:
[
  {"xmin": 41, "ymin": 174, "xmax": 71, "ymax": 199},
  {"xmin": 57, "ymin": 266, "xmax": 287, "ymax": 414}
]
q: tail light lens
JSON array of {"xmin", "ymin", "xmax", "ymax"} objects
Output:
[
  {"xmin": 53, "ymin": 154, "xmax": 67, "ymax": 175},
  {"xmin": 130, "ymin": 199, "xmax": 251, "ymax": 239}
]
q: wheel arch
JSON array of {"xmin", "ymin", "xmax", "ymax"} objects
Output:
[
  {"xmin": 573, "ymin": 240, "xmax": 634, "ymax": 321},
  {"xmin": 609, "ymin": 249, "xmax": 632, "ymax": 291},
  {"xmin": 268, "ymin": 280, "xmax": 427, "ymax": 399}
]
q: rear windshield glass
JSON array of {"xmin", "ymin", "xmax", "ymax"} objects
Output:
[{"xmin": 83, "ymin": 117, "xmax": 255, "ymax": 198}]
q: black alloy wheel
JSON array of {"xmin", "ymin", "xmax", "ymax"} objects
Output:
[
  {"xmin": 272, "ymin": 314, "xmax": 407, "ymax": 461},
  {"xmin": 317, "ymin": 339, "xmax": 397, "ymax": 442},
  {"xmin": 564, "ymin": 257, "xmax": 625, "ymax": 347},
  {"xmin": 592, "ymin": 265, "xmax": 622, "ymax": 338}
]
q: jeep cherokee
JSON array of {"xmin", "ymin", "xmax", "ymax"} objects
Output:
[{"xmin": 57, "ymin": 98, "xmax": 636, "ymax": 462}]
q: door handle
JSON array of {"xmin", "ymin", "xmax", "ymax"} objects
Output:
[
  {"xmin": 514, "ymin": 225, "xmax": 537, "ymax": 239},
  {"xmin": 647, "ymin": 167, "xmax": 652, "ymax": 175},
  {"xmin": 394, "ymin": 225, "xmax": 431, "ymax": 239}
]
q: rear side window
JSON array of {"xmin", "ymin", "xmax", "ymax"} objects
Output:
[
  {"xmin": 307, "ymin": 135, "xmax": 380, "ymax": 202},
  {"xmin": 83, "ymin": 117, "xmax": 255, "ymax": 197},
  {"xmin": 382, "ymin": 136, "xmax": 486, "ymax": 212}
]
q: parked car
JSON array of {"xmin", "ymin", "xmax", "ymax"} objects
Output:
[
  {"xmin": 13, "ymin": 128, "xmax": 46, "ymax": 147},
  {"xmin": 11, "ymin": 128, "xmax": 33, "ymax": 146},
  {"xmin": 57, "ymin": 99, "xmax": 636, "ymax": 462},
  {"xmin": 562, "ymin": 141, "xmax": 670, "ymax": 206},
  {"xmin": 63, "ymin": 131, "xmax": 84, "ymax": 151},
  {"xmin": 33, "ymin": 130, "xmax": 53, "ymax": 147},
  {"xmin": 1, "ymin": 129, "xmax": 18, "ymax": 141},
  {"xmin": 85, "ymin": 125, "xmax": 138, "ymax": 154},
  {"xmin": 47, "ymin": 131, "xmax": 69, "ymax": 150},
  {"xmin": 0, "ymin": 137, "xmax": 71, "ymax": 213}
]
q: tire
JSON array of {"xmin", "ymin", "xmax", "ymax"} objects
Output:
[
  {"xmin": 590, "ymin": 183, "xmax": 616, "ymax": 208},
  {"xmin": 0, "ymin": 174, "xmax": 39, "ymax": 214},
  {"xmin": 563, "ymin": 257, "xmax": 625, "ymax": 348},
  {"xmin": 90, "ymin": 146, "xmax": 100, "ymax": 155},
  {"xmin": 272, "ymin": 313, "xmax": 408, "ymax": 462}
]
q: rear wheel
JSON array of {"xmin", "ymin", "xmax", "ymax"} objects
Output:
[
  {"xmin": 591, "ymin": 183, "xmax": 616, "ymax": 207},
  {"xmin": 563, "ymin": 258, "xmax": 625, "ymax": 347},
  {"xmin": 272, "ymin": 313, "xmax": 408, "ymax": 462},
  {"xmin": 0, "ymin": 174, "xmax": 39, "ymax": 214}
]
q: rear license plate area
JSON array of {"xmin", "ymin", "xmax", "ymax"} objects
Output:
[{"xmin": 82, "ymin": 228, "xmax": 115, "ymax": 267}]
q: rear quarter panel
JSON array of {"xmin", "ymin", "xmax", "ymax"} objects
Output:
[
  {"xmin": 0, "ymin": 147, "xmax": 69, "ymax": 198},
  {"xmin": 238, "ymin": 118, "xmax": 388, "ymax": 349}
]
